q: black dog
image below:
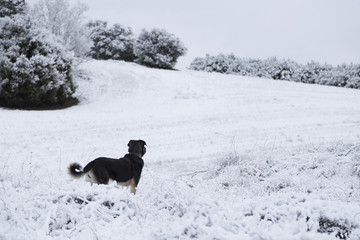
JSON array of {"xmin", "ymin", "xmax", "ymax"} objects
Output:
[{"xmin": 68, "ymin": 140, "xmax": 146, "ymax": 194}]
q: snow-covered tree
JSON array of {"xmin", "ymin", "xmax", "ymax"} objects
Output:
[
  {"xmin": 134, "ymin": 28, "xmax": 187, "ymax": 69},
  {"xmin": 0, "ymin": 0, "xmax": 25, "ymax": 17},
  {"xmin": 30, "ymin": 0, "xmax": 90, "ymax": 57},
  {"xmin": 0, "ymin": 15, "xmax": 76, "ymax": 108},
  {"xmin": 88, "ymin": 20, "xmax": 136, "ymax": 61}
]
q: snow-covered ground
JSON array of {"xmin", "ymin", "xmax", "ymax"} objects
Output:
[{"xmin": 1, "ymin": 60, "xmax": 360, "ymax": 240}]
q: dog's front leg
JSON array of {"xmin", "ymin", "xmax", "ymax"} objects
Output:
[{"xmin": 130, "ymin": 178, "xmax": 136, "ymax": 195}]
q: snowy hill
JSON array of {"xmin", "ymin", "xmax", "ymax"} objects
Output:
[{"xmin": 1, "ymin": 60, "xmax": 360, "ymax": 239}]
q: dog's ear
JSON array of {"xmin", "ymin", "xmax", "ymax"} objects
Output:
[
  {"xmin": 139, "ymin": 140, "xmax": 147, "ymax": 146},
  {"xmin": 128, "ymin": 140, "xmax": 134, "ymax": 147}
]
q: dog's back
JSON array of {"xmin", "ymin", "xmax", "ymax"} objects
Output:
[
  {"xmin": 69, "ymin": 155, "xmax": 144, "ymax": 184},
  {"xmin": 88, "ymin": 157, "xmax": 134, "ymax": 184}
]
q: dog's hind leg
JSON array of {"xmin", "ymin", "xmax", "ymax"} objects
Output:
[{"xmin": 85, "ymin": 170, "xmax": 97, "ymax": 185}]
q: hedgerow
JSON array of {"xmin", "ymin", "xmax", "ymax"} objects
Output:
[{"xmin": 189, "ymin": 54, "xmax": 360, "ymax": 89}]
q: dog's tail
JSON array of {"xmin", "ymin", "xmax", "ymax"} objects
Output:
[{"xmin": 68, "ymin": 163, "xmax": 84, "ymax": 179}]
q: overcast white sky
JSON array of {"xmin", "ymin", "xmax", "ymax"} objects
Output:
[{"xmin": 27, "ymin": 0, "xmax": 360, "ymax": 69}]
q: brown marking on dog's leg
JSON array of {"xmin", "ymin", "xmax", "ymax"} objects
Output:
[{"xmin": 130, "ymin": 178, "xmax": 136, "ymax": 195}]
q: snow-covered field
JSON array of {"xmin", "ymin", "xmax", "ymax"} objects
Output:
[{"xmin": 1, "ymin": 60, "xmax": 360, "ymax": 240}]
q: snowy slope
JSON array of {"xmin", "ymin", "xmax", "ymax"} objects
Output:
[{"xmin": 1, "ymin": 60, "xmax": 360, "ymax": 239}]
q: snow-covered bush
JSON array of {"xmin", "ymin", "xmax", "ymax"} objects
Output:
[
  {"xmin": 0, "ymin": 0, "xmax": 25, "ymax": 17},
  {"xmin": 346, "ymin": 77, "xmax": 360, "ymax": 89},
  {"xmin": 87, "ymin": 20, "xmax": 136, "ymax": 61},
  {"xmin": 0, "ymin": 15, "xmax": 76, "ymax": 109},
  {"xmin": 295, "ymin": 61, "xmax": 323, "ymax": 83},
  {"xmin": 188, "ymin": 56, "xmax": 207, "ymax": 71},
  {"xmin": 30, "ymin": 0, "xmax": 91, "ymax": 57},
  {"xmin": 263, "ymin": 57, "xmax": 300, "ymax": 80},
  {"xmin": 134, "ymin": 28, "xmax": 187, "ymax": 69},
  {"xmin": 317, "ymin": 70, "xmax": 348, "ymax": 87},
  {"xmin": 205, "ymin": 54, "xmax": 234, "ymax": 73},
  {"xmin": 189, "ymin": 54, "xmax": 228, "ymax": 73}
]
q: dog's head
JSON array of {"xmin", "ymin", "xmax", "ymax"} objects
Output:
[{"xmin": 128, "ymin": 140, "xmax": 147, "ymax": 157}]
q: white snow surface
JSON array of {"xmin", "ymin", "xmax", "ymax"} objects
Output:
[{"xmin": 1, "ymin": 60, "xmax": 360, "ymax": 239}]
